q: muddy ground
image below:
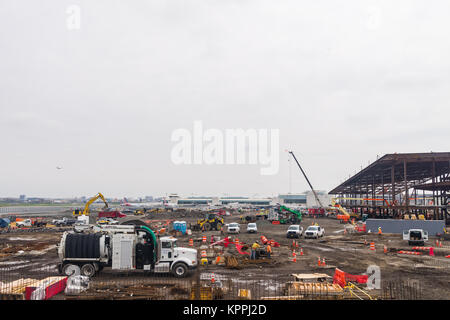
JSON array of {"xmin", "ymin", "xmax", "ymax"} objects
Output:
[{"xmin": 0, "ymin": 211, "xmax": 449, "ymax": 300}]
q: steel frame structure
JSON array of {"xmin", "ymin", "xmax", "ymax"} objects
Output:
[{"xmin": 329, "ymin": 152, "xmax": 450, "ymax": 224}]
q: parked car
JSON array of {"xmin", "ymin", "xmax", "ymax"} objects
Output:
[
  {"xmin": 246, "ymin": 223, "xmax": 258, "ymax": 233},
  {"xmin": 286, "ymin": 225, "xmax": 303, "ymax": 238},
  {"xmin": 304, "ymin": 225, "xmax": 325, "ymax": 239},
  {"xmin": 227, "ymin": 223, "xmax": 240, "ymax": 234}
]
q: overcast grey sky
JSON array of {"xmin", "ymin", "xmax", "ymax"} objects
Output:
[{"xmin": 1, "ymin": 1, "xmax": 449, "ymax": 198}]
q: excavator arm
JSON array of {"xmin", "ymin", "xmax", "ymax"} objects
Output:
[{"xmin": 81, "ymin": 193, "xmax": 108, "ymax": 216}]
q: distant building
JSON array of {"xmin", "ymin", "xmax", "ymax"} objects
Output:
[
  {"xmin": 19, "ymin": 195, "xmax": 26, "ymax": 201},
  {"xmin": 306, "ymin": 191, "xmax": 331, "ymax": 207},
  {"xmin": 277, "ymin": 194, "xmax": 307, "ymax": 205}
]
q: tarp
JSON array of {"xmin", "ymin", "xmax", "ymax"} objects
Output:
[{"xmin": 235, "ymin": 243, "xmax": 250, "ymax": 255}]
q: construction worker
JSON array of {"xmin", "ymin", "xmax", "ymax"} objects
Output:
[
  {"xmin": 251, "ymin": 241, "xmax": 260, "ymax": 260},
  {"xmin": 266, "ymin": 243, "xmax": 272, "ymax": 259}
]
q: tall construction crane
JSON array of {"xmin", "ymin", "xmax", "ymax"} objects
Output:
[
  {"xmin": 73, "ymin": 192, "xmax": 108, "ymax": 216},
  {"xmin": 288, "ymin": 151, "xmax": 325, "ymax": 209}
]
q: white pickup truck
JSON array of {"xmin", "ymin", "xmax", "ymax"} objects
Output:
[
  {"xmin": 227, "ymin": 223, "xmax": 240, "ymax": 234},
  {"xmin": 286, "ymin": 225, "xmax": 303, "ymax": 238},
  {"xmin": 304, "ymin": 225, "xmax": 325, "ymax": 239}
]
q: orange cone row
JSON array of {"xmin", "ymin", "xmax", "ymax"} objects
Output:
[{"xmin": 398, "ymin": 250, "xmax": 422, "ymax": 255}]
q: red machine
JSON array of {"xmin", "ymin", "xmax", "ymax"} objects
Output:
[{"xmin": 98, "ymin": 210, "xmax": 127, "ymax": 218}]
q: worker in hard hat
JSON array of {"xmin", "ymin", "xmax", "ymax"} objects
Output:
[
  {"xmin": 265, "ymin": 243, "xmax": 272, "ymax": 259},
  {"xmin": 251, "ymin": 241, "xmax": 260, "ymax": 260}
]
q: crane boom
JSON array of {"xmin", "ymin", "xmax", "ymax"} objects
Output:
[{"xmin": 288, "ymin": 151, "xmax": 325, "ymax": 208}]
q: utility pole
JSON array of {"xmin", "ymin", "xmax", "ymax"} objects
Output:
[{"xmin": 288, "ymin": 151, "xmax": 324, "ymax": 208}]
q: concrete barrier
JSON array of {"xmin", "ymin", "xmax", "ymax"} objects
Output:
[{"xmin": 365, "ymin": 219, "xmax": 445, "ymax": 236}]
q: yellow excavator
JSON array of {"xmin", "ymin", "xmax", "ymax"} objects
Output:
[{"xmin": 73, "ymin": 193, "xmax": 108, "ymax": 216}]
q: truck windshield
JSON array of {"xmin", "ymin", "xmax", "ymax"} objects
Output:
[
  {"xmin": 161, "ymin": 241, "xmax": 172, "ymax": 249},
  {"xmin": 289, "ymin": 226, "xmax": 298, "ymax": 230},
  {"xmin": 307, "ymin": 226, "xmax": 318, "ymax": 231}
]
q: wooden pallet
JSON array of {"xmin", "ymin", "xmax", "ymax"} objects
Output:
[
  {"xmin": 285, "ymin": 282, "xmax": 343, "ymax": 296},
  {"xmin": 0, "ymin": 278, "xmax": 40, "ymax": 300},
  {"xmin": 0, "ymin": 276, "xmax": 67, "ymax": 300}
]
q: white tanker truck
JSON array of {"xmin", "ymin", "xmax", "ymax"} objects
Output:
[{"xmin": 57, "ymin": 224, "xmax": 197, "ymax": 278}]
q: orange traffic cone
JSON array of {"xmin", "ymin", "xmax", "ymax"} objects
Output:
[
  {"xmin": 292, "ymin": 251, "xmax": 297, "ymax": 262},
  {"xmin": 370, "ymin": 242, "xmax": 375, "ymax": 251},
  {"xmin": 318, "ymin": 257, "xmax": 321, "ymax": 266},
  {"xmin": 189, "ymin": 238, "xmax": 193, "ymax": 247},
  {"xmin": 235, "ymin": 238, "xmax": 239, "ymax": 245},
  {"xmin": 300, "ymin": 248, "xmax": 304, "ymax": 256},
  {"xmin": 440, "ymin": 241, "xmax": 443, "ymax": 248},
  {"xmin": 202, "ymin": 235, "xmax": 207, "ymax": 243},
  {"xmin": 211, "ymin": 273, "xmax": 215, "ymax": 284},
  {"xmin": 384, "ymin": 245, "xmax": 387, "ymax": 254},
  {"xmin": 322, "ymin": 258, "xmax": 326, "ymax": 266}
]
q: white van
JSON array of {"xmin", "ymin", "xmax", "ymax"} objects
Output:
[{"xmin": 403, "ymin": 229, "xmax": 428, "ymax": 246}]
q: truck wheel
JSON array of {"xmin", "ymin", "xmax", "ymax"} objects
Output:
[
  {"xmin": 81, "ymin": 263, "xmax": 96, "ymax": 277},
  {"xmin": 203, "ymin": 223, "xmax": 212, "ymax": 231},
  {"xmin": 62, "ymin": 264, "xmax": 80, "ymax": 277},
  {"xmin": 215, "ymin": 222, "xmax": 223, "ymax": 231},
  {"xmin": 172, "ymin": 263, "xmax": 188, "ymax": 278}
]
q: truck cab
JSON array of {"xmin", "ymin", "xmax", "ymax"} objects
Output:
[
  {"xmin": 158, "ymin": 237, "xmax": 197, "ymax": 277},
  {"xmin": 304, "ymin": 225, "xmax": 325, "ymax": 239},
  {"xmin": 16, "ymin": 219, "xmax": 32, "ymax": 227},
  {"xmin": 403, "ymin": 229, "xmax": 428, "ymax": 246},
  {"xmin": 287, "ymin": 225, "xmax": 303, "ymax": 238}
]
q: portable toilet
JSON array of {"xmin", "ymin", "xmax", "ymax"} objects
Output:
[{"xmin": 179, "ymin": 221, "xmax": 187, "ymax": 234}]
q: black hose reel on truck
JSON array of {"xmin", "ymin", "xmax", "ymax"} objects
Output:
[{"xmin": 58, "ymin": 232, "xmax": 106, "ymax": 277}]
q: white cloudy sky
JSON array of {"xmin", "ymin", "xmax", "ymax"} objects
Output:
[{"xmin": 0, "ymin": 1, "xmax": 449, "ymax": 198}]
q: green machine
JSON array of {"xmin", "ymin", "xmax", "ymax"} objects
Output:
[{"xmin": 278, "ymin": 205, "xmax": 302, "ymax": 224}]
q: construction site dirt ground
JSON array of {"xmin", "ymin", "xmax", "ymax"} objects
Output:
[{"xmin": 1, "ymin": 214, "xmax": 449, "ymax": 299}]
